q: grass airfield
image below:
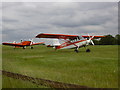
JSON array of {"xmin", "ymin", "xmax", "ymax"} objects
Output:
[{"xmin": 2, "ymin": 45, "xmax": 118, "ymax": 88}]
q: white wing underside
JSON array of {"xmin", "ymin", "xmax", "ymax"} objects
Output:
[
  {"xmin": 52, "ymin": 39, "xmax": 61, "ymax": 46},
  {"xmin": 44, "ymin": 39, "xmax": 61, "ymax": 46}
]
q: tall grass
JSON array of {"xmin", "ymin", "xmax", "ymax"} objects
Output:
[{"xmin": 2, "ymin": 45, "xmax": 118, "ymax": 88}]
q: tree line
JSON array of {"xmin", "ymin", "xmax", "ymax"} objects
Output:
[{"xmin": 93, "ymin": 34, "xmax": 120, "ymax": 45}]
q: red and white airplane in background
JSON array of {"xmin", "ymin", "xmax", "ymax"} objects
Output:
[
  {"xmin": 2, "ymin": 39, "xmax": 44, "ymax": 49},
  {"xmin": 36, "ymin": 33, "xmax": 105, "ymax": 52}
]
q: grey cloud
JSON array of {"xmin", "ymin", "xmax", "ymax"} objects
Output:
[
  {"xmin": 2, "ymin": 2, "xmax": 23, "ymax": 9},
  {"xmin": 2, "ymin": 2, "xmax": 118, "ymax": 42},
  {"xmin": 3, "ymin": 18, "xmax": 19, "ymax": 23}
]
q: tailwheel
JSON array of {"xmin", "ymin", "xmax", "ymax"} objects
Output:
[
  {"xmin": 31, "ymin": 47, "xmax": 33, "ymax": 49},
  {"xmin": 86, "ymin": 49, "xmax": 91, "ymax": 52}
]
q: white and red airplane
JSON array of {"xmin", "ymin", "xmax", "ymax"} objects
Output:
[
  {"xmin": 36, "ymin": 33, "xmax": 105, "ymax": 52},
  {"xmin": 2, "ymin": 39, "xmax": 44, "ymax": 49}
]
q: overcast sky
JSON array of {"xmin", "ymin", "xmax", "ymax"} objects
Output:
[{"xmin": 2, "ymin": 2, "xmax": 118, "ymax": 43}]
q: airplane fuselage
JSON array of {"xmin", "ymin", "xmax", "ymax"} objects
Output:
[{"xmin": 56, "ymin": 39, "xmax": 88, "ymax": 49}]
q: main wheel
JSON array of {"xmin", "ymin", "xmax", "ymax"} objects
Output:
[
  {"xmin": 31, "ymin": 47, "xmax": 33, "ymax": 49},
  {"xmin": 23, "ymin": 47, "xmax": 25, "ymax": 49},
  {"xmin": 74, "ymin": 49, "xmax": 79, "ymax": 53},
  {"xmin": 86, "ymin": 49, "xmax": 90, "ymax": 52}
]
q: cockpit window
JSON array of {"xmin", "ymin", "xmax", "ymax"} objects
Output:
[{"xmin": 69, "ymin": 36, "xmax": 83, "ymax": 42}]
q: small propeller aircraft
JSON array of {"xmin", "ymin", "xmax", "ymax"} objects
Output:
[
  {"xmin": 2, "ymin": 39, "xmax": 44, "ymax": 49},
  {"xmin": 36, "ymin": 33, "xmax": 105, "ymax": 52}
]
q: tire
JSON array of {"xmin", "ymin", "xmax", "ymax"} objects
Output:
[
  {"xmin": 86, "ymin": 49, "xmax": 90, "ymax": 52},
  {"xmin": 74, "ymin": 49, "xmax": 79, "ymax": 53},
  {"xmin": 23, "ymin": 47, "xmax": 25, "ymax": 49},
  {"xmin": 31, "ymin": 47, "xmax": 33, "ymax": 49}
]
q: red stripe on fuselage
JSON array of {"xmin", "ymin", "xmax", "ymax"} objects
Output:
[{"xmin": 56, "ymin": 39, "xmax": 87, "ymax": 49}]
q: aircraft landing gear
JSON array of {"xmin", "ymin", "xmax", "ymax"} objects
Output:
[
  {"xmin": 84, "ymin": 46, "xmax": 90, "ymax": 52},
  {"xmin": 23, "ymin": 46, "xmax": 25, "ymax": 49},
  {"xmin": 74, "ymin": 49, "xmax": 79, "ymax": 53},
  {"xmin": 86, "ymin": 49, "xmax": 90, "ymax": 52},
  {"xmin": 13, "ymin": 46, "xmax": 16, "ymax": 49},
  {"xmin": 31, "ymin": 47, "xmax": 33, "ymax": 49},
  {"xmin": 74, "ymin": 47, "xmax": 79, "ymax": 53}
]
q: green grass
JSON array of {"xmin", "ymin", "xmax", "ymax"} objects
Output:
[
  {"xmin": 2, "ymin": 45, "xmax": 118, "ymax": 88},
  {"xmin": 2, "ymin": 75, "xmax": 47, "ymax": 88}
]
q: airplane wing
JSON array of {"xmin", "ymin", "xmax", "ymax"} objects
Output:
[
  {"xmin": 36, "ymin": 33, "xmax": 79, "ymax": 39},
  {"xmin": 31, "ymin": 42, "xmax": 44, "ymax": 45},
  {"xmin": 2, "ymin": 43, "xmax": 24, "ymax": 47},
  {"xmin": 82, "ymin": 36, "xmax": 105, "ymax": 38}
]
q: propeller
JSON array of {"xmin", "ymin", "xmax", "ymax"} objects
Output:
[
  {"xmin": 29, "ymin": 38, "xmax": 34, "ymax": 49},
  {"xmin": 87, "ymin": 34, "xmax": 95, "ymax": 45},
  {"xmin": 29, "ymin": 38, "xmax": 34, "ymax": 45}
]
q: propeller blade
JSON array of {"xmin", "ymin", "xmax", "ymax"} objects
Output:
[
  {"xmin": 87, "ymin": 33, "xmax": 90, "ymax": 37},
  {"xmin": 92, "ymin": 36, "xmax": 94, "ymax": 39},
  {"xmin": 87, "ymin": 33, "xmax": 90, "ymax": 40},
  {"xmin": 30, "ymin": 38, "xmax": 34, "ymax": 45},
  {"xmin": 89, "ymin": 36, "xmax": 94, "ymax": 40},
  {"xmin": 91, "ymin": 40, "xmax": 95, "ymax": 45}
]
